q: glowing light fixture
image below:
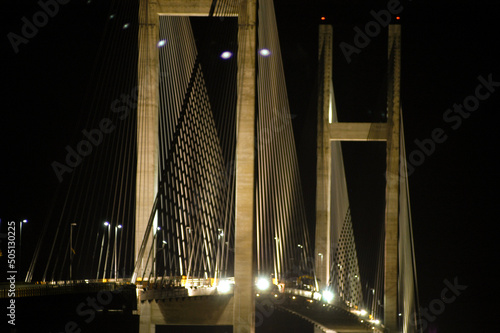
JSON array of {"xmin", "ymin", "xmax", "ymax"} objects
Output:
[
  {"xmin": 322, "ymin": 290, "xmax": 334, "ymax": 303},
  {"xmin": 157, "ymin": 39, "xmax": 167, "ymax": 48},
  {"xmin": 220, "ymin": 51, "xmax": 233, "ymax": 59},
  {"xmin": 217, "ymin": 280, "xmax": 231, "ymax": 293},
  {"xmin": 259, "ymin": 48, "xmax": 271, "ymax": 57},
  {"xmin": 256, "ymin": 278, "xmax": 270, "ymax": 291}
]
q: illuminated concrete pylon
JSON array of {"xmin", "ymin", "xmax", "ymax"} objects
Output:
[
  {"xmin": 314, "ymin": 24, "xmax": 401, "ymax": 332},
  {"xmin": 136, "ymin": 0, "xmax": 159, "ymax": 280},
  {"xmin": 136, "ymin": 1, "xmax": 255, "ymax": 333}
]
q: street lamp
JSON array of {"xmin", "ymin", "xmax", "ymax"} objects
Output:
[
  {"xmin": 215, "ymin": 228, "xmax": 224, "ymax": 283},
  {"xmin": 103, "ymin": 221, "xmax": 111, "ymax": 280},
  {"xmin": 114, "ymin": 224, "xmax": 122, "ymax": 280},
  {"xmin": 19, "ymin": 219, "xmax": 27, "ymax": 280},
  {"xmin": 70, "ymin": 223, "xmax": 77, "ymax": 280},
  {"xmin": 274, "ymin": 237, "xmax": 281, "ymax": 282},
  {"xmin": 96, "ymin": 223, "xmax": 107, "ymax": 280}
]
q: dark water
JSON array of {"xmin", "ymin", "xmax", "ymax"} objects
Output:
[
  {"xmin": 1, "ymin": 290, "xmax": 138, "ymax": 333},
  {"xmin": 2, "ymin": 294, "xmax": 313, "ymax": 333}
]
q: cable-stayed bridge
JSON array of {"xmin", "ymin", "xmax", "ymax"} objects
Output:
[{"xmin": 3, "ymin": 1, "xmax": 420, "ymax": 332}]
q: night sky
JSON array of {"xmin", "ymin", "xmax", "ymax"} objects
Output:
[{"xmin": 2, "ymin": 0, "xmax": 499, "ymax": 332}]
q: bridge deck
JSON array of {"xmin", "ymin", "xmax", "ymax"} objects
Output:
[{"xmin": 139, "ymin": 284, "xmax": 384, "ymax": 332}]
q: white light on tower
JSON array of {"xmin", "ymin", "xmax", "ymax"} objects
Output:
[
  {"xmin": 259, "ymin": 48, "xmax": 271, "ymax": 57},
  {"xmin": 157, "ymin": 39, "xmax": 167, "ymax": 48},
  {"xmin": 220, "ymin": 51, "xmax": 233, "ymax": 59}
]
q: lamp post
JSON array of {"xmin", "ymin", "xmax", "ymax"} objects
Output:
[
  {"xmin": 103, "ymin": 221, "xmax": 111, "ymax": 280},
  {"xmin": 114, "ymin": 224, "xmax": 122, "ymax": 281},
  {"xmin": 156, "ymin": 241, "xmax": 167, "ymax": 279},
  {"xmin": 96, "ymin": 224, "xmax": 107, "ymax": 280},
  {"xmin": 70, "ymin": 223, "xmax": 77, "ymax": 280},
  {"xmin": 19, "ymin": 219, "xmax": 27, "ymax": 280},
  {"xmin": 215, "ymin": 228, "xmax": 224, "ymax": 283},
  {"xmin": 274, "ymin": 237, "xmax": 281, "ymax": 282}
]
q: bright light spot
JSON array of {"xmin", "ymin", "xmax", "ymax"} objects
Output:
[
  {"xmin": 259, "ymin": 48, "xmax": 271, "ymax": 57},
  {"xmin": 360, "ymin": 309, "xmax": 367, "ymax": 316},
  {"xmin": 220, "ymin": 51, "xmax": 233, "ymax": 59},
  {"xmin": 292, "ymin": 296, "xmax": 296, "ymax": 300},
  {"xmin": 123, "ymin": 23, "xmax": 130, "ymax": 29},
  {"xmin": 217, "ymin": 280, "xmax": 231, "ymax": 293},
  {"xmin": 104, "ymin": 221, "xmax": 110, "ymax": 226},
  {"xmin": 256, "ymin": 293, "xmax": 260, "ymax": 297},
  {"xmin": 396, "ymin": 16, "xmax": 400, "ymax": 20},
  {"xmin": 256, "ymin": 278, "xmax": 270, "ymax": 291},
  {"xmin": 109, "ymin": 14, "xmax": 115, "ymax": 19},
  {"xmin": 274, "ymin": 294, "xmax": 278, "ymax": 298},
  {"xmin": 322, "ymin": 290, "xmax": 334, "ymax": 303},
  {"xmin": 321, "ymin": 16, "xmax": 326, "ymax": 21},
  {"xmin": 157, "ymin": 40, "xmax": 167, "ymax": 48},
  {"xmin": 118, "ymin": 225, "xmax": 122, "ymax": 229}
]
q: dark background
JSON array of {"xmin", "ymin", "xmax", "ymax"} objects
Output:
[{"xmin": 2, "ymin": 0, "xmax": 499, "ymax": 332}]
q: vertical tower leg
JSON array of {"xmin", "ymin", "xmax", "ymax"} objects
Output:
[
  {"xmin": 136, "ymin": 0, "xmax": 159, "ymax": 279},
  {"xmin": 233, "ymin": 0, "xmax": 257, "ymax": 332},
  {"xmin": 384, "ymin": 24, "xmax": 401, "ymax": 332},
  {"xmin": 315, "ymin": 25, "xmax": 333, "ymax": 291}
]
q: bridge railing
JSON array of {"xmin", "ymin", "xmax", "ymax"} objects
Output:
[{"xmin": 0, "ymin": 280, "xmax": 133, "ymax": 299}]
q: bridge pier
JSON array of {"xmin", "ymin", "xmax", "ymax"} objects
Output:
[{"xmin": 138, "ymin": 292, "xmax": 234, "ymax": 332}]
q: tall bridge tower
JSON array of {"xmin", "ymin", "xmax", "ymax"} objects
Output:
[
  {"xmin": 314, "ymin": 24, "xmax": 415, "ymax": 332},
  {"xmin": 135, "ymin": 1, "xmax": 257, "ymax": 332}
]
